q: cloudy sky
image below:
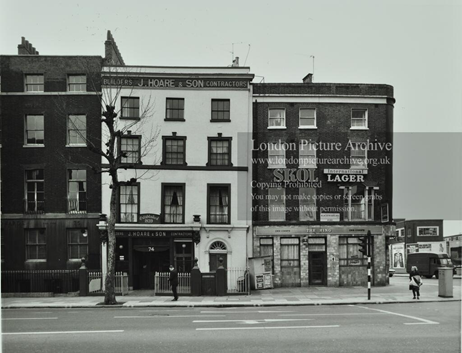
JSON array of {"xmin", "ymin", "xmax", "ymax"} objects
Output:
[{"xmin": 1, "ymin": 0, "xmax": 461, "ymax": 234}]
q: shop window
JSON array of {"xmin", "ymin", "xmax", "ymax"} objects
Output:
[
  {"xmin": 67, "ymin": 229, "xmax": 88, "ymax": 260},
  {"xmin": 119, "ymin": 184, "xmax": 139, "ymax": 223},
  {"xmin": 351, "ymin": 109, "xmax": 367, "ymax": 128},
  {"xmin": 163, "ymin": 137, "xmax": 186, "ymax": 165},
  {"xmin": 25, "ymin": 115, "xmax": 44, "ymax": 145},
  {"xmin": 25, "ymin": 74, "xmax": 44, "ymax": 92},
  {"xmin": 339, "ymin": 237, "xmax": 368, "ymax": 266},
  {"xmin": 268, "ymin": 142, "xmax": 286, "ymax": 169},
  {"xmin": 67, "ymin": 115, "xmax": 86, "ymax": 146},
  {"xmin": 120, "ymin": 136, "xmax": 141, "ymax": 164},
  {"xmin": 299, "ymin": 142, "xmax": 316, "ymax": 168},
  {"xmin": 25, "ymin": 169, "xmax": 45, "ymax": 213},
  {"xmin": 268, "ymin": 188, "xmax": 286, "ymax": 221},
  {"xmin": 174, "ymin": 240, "xmax": 193, "ymax": 273},
  {"xmin": 121, "ymin": 97, "xmax": 140, "ymax": 119},
  {"xmin": 68, "ymin": 169, "xmax": 87, "ymax": 213},
  {"xmin": 68, "ymin": 75, "xmax": 86, "ymax": 92},
  {"xmin": 299, "ymin": 108, "xmax": 316, "ymax": 128},
  {"xmin": 25, "ymin": 229, "xmax": 46, "ymax": 260},
  {"xmin": 208, "ymin": 138, "xmax": 231, "ymax": 166},
  {"xmin": 268, "ymin": 108, "xmax": 285, "ymax": 128},
  {"xmin": 208, "ymin": 185, "xmax": 230, "ymax": 224},
  {"xmin": 166, "ymin": 98, "xmax": 185, "ymax": 120},
  {"xmin": 162, "ymin": 184, "xmax": 184, "ymax": 224},
  {"xmin": 211, "ymin": 99, "xmax": 230, "ymax": 121},
  {"xmin": 299, "ymin": 187, "xmax": 316, "ymax": 221}
]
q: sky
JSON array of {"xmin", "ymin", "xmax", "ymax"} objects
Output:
[{"xmin": 1, "ymin": 0, "xmax": 461, "ymax": 234}]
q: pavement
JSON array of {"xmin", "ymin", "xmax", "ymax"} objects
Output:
[{"xmin": 2, "ymin": 275, "xmax": 461, "ymax": 309}]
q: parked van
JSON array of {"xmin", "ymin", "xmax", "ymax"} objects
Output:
[{"xmin": 406, "ymin": 252, "xmax": 454, "ymax": 278}]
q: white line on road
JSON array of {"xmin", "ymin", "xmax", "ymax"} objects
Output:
[
  {"xmin": 278, "ymin": 313, "xmax": 386, "ymax": 316},
  {"xmin": 193, "ymin": 319, "xmax": 314, "ymax": 324},
  {"xmin": 2, "ymin": 330, "xmax": 124, "ymax": 335},
  {"xmin": 114, "ymin": 315, "xmax": 226, "ymax": 319},
  {"xmin": 200, "ymin": 310, "xmax": 294, "ymax": 314},
  {"xmin": 196, "ymin": 325, "xmax": 340, "ymax": 331},
  {"xmin": 2, "ymin": 318, "xmax": 58, "ymax": 320},
  {"xmin": 355, "ymin": 306, "xmax": 439, "ymax": 325}
]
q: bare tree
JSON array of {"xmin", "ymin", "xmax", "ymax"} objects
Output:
[{"xmin": 55, "ymin": 62, "xmax": 160, "ymax": 304}]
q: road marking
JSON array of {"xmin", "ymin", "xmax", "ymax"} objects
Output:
[
  {"xmin": 2, "ymin": 330, "xmax": 124, "ymax": 335},
  {"xmin": 114, "ymin": 315, "xmax": 226, "ymax": 319},
  {"xmin": 278, "ymin": 313, "xmax": 385, "ymax": 317},
  {"xmin": 2, "ymin": 318, "xmax": 58, "ymax": 320},
  {"xmin": 355, "ymin": 306, "xmax": 439, "ymax": 325},
  {"xmin": 200, "ymin": 310, "xmax": 294, "ymax": 314},
  {"xmin": 193, "ymin": 319, "xmax": 314, "ymax": 324},
  {"xmin": 196, "ymin": 325, "xmax": 339, "ymax": 331}
]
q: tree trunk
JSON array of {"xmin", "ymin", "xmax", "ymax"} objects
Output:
[{"xmin": 104, "ymin": 183, "xmax": 119, "ymax": 305}]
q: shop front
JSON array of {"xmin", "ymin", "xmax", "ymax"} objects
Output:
[
  {"xmin": 254, "ymin": 225, "xmax": 390, "ymax": 287},
  {"xmin": 114, "ymin": 229, "xmax": 199, "ymax": 290}
]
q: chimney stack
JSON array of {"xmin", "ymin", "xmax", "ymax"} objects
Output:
[
  {"xmin": 18, "ymin": 37, "xmax": 39, "ymax": 55},
  {"xmin": 232, "ymin": 57, "xmax": 239, "ymax": 67},
  {"xmin": 302, "ymin": 73, "xmax": 313, "ymax": 84}
]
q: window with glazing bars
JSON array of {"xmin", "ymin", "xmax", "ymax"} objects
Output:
[
  {"xmin": 209, "ymin": 139, "xmax": 231, "ymax": 166},
  {"xmin": 121, "ymin": 137, "xmax": 141, "ymax": 164},
  {"xmin": 163, "ymin": 185, "xmax": 184, "ymax": 223},
  {"xmin": 25, "ymin": 169, "xmax": 44, "ymax": 212},
  {"xmin": 68, "ymin": 170, "xmax": 87, "ymax": 213},
  {"xmin": 120, "ymin": 185, "xmax": 139, "ymax": 223},
  {"xmin": 25, "ymin": 229, "xmax": 46, "ymax": 260},
  {"xmin": 211, "ymin": 99, "xmax": 230, "ymax": 121},
  {"xmin": 67, "ymin": 229, "xmax": 88, "ymax": 259},
  {"xmin": 164, "ymin": 138, "xmax": 185, "ymax": 165},
  {"xmin": 166, "ymin": 98, "xmax": 185, "ymax": 120},
  {"xmin": 25, "ymin": 115, "xmax": 44, "ymax": 145},
  {"xmin": 208, "ymin": 185, "xmax": 230, "ymax": 224},
  {"xmin": 121, "ymin": 97, "xmax": 140, "ymax": 119},
  {"xmin": 25, "ymin": 75, "xmax": 44, "ymax": 91},
  {"xmin": 68, "ymin": 115, "xmax": 86, "ymax": 145},
  {"xmin": 68, "ymin": 75, "xmax": 86, "ymax": 92}
]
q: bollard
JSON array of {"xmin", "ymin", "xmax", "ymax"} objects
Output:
[
  {"xmin": 79, "ymin": 257, "xmax": 89, "ymax": 296},
  {"xmin": 438, "ymin": 267, "xmax": 453, "ymax": 298},
  {"xmin": 215, "ymin": 257, "xmax": 227, "ymax": 296},
  {"xmin": 191, "ymin": 258, "xmax": 202, "ymax": 296}
]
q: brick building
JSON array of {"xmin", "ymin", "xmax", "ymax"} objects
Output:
[
  {"xmin": 0, "ymin": 34, "xmax": 123, "ymax": 278},
  {"xmin": 252, "ymin": 75, "xmax": 395, "ymax": 287}
]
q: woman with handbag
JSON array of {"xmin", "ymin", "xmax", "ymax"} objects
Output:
[{"xmin": 409, "ymin": 266, "xmax": 422, "ymax": 299}]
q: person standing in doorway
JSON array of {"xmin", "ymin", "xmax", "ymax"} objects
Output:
[
  {"xmin": 409, "ymin": 265, "xmax": 422, "ymax": 299},
  {"xmin": 168, "ymin": 265, "xmax": 179, "ymax": 301}
]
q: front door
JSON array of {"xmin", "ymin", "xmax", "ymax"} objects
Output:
[
  {"xmin": 135, "ymin": 249, "xmax": 170, "ymax": 290},
  {"xmin": 309, "ymin": 252, "xmax": 326, "ymax": 285},
  {"xmin": 209, "ymin": 253, "xmax": 228, "ymax": 271}
]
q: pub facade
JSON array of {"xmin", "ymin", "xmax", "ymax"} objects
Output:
[
  {"xmin": 252, "ymin": 76, "xmax": 395, "ymax": 287},
  {"xmin": 100, "ymin": 64, "xmax": 254, "ymax": 289}
]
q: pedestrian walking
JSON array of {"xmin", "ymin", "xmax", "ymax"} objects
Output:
[
  {"xmin": 168, "ymin": 265, "xmax": 179, "ymax": 301},
  {"xmin": 409, "ymin": 265, "xmax": 422, "ymax": 299}
]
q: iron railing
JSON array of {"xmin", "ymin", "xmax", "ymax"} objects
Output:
[
  {"xmin": 1, "ymin": 270, "xmax": 79, "ymax": 293},
  {"xmin": 227, "ymin": 267, "xmax": 250, "ymax": 294},
  {"xmin": 154, "ymin": 272, "xmax": 191, "ymax": 295},
  {"xmin": 88, "ymin": 271, "xmax": 129, "ymax": 295}
]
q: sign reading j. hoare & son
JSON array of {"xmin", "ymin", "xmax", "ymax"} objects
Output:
[
  {"xmin": 102, "ymin": 77, "xmax": 249, "ymax": 89},
  {"xmin": 324, "ymin": 169, "xmax": 368, "ymax": 182}
]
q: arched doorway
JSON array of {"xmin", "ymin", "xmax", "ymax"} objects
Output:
[{"xmin": 209, "ymin": 240, "xmax": 228, "ymax": 271}]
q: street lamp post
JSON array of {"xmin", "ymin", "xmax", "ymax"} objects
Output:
[{"xmin": 97, "ymin": 214, "xmax": 108, "ymax": 291}]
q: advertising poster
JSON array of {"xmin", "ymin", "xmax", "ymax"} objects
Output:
[{"xmin": 391, "ymin": 243, "xmax": 405, "ymax": 269}]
